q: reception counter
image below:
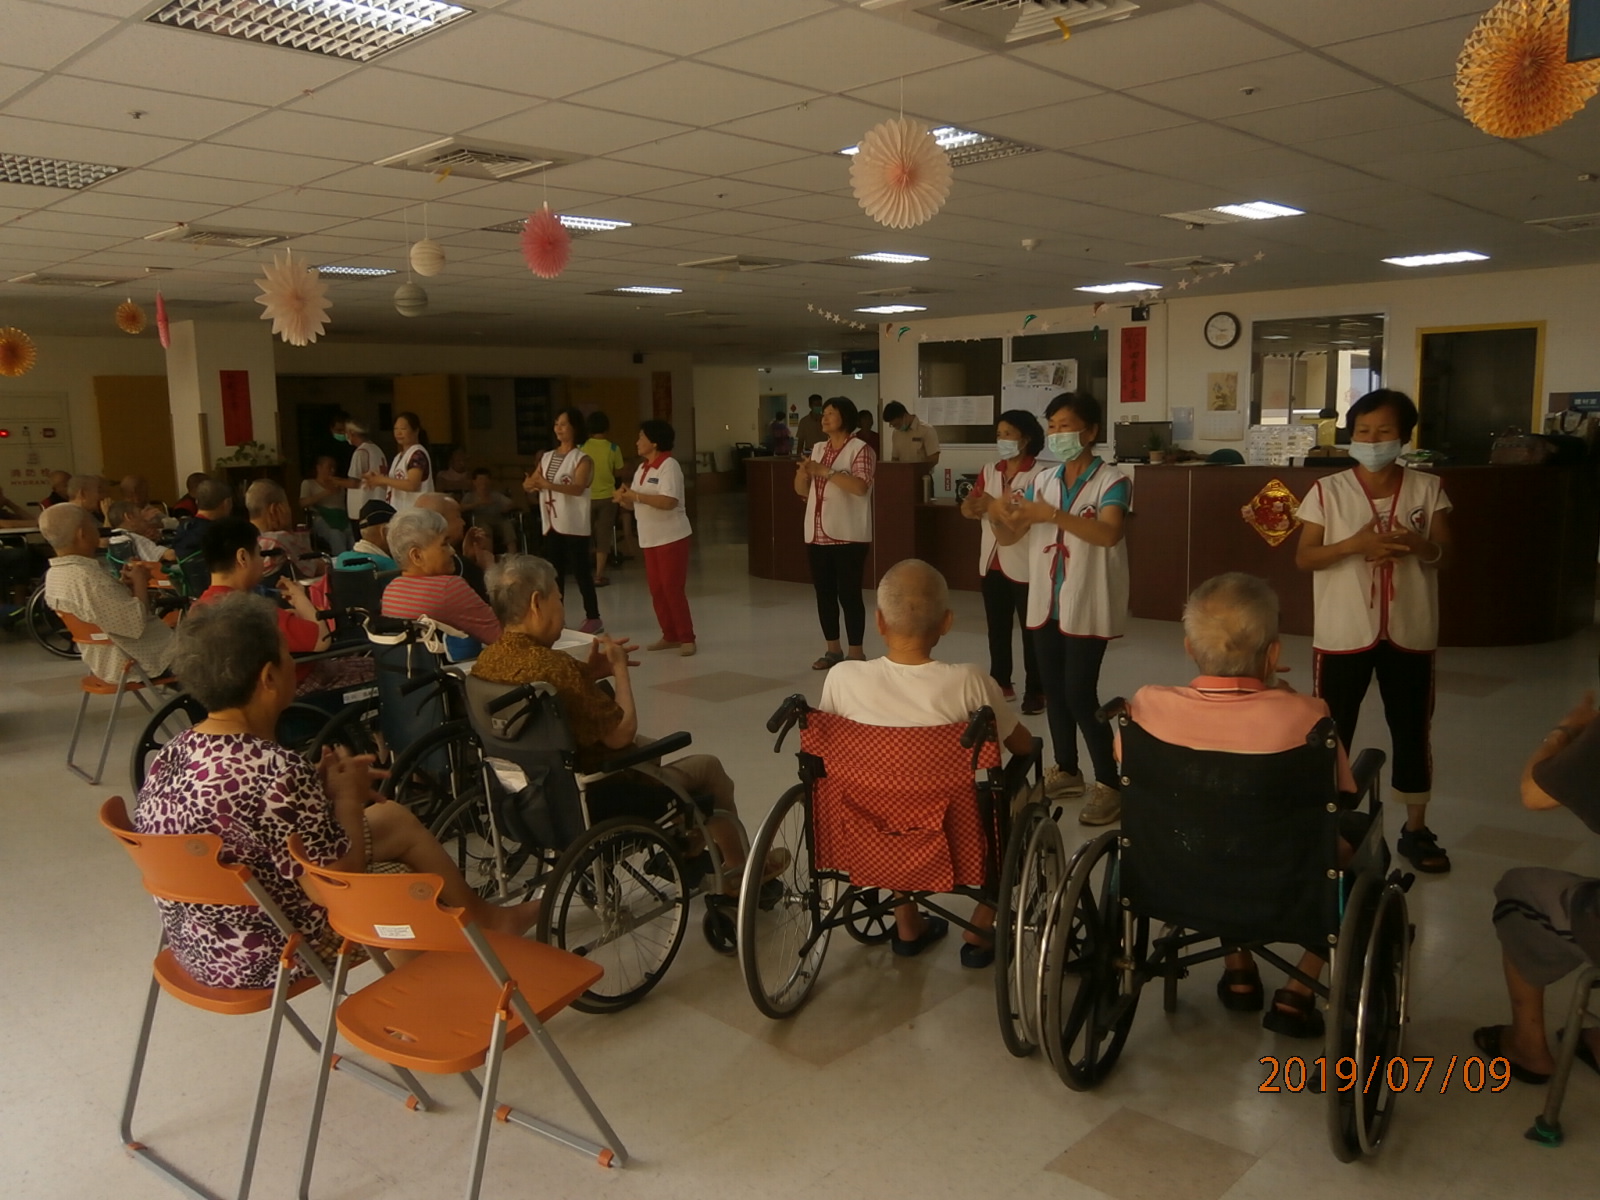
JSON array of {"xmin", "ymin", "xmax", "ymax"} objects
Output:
[{"xmin": 746, "ymin": 457, "xmax": 1597, "ymax": 647}]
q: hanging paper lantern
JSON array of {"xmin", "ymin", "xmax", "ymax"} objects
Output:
[
  {"xmin": 155, "ymin": 291, "xmax": 170, "ymax": 349},
  {"xmin": 1457, "ymin": 0, "xmax": 1600, "ymax": 138},
  {"xmin": 520, "ymin": 204, "xmax": 570, "ymax": 279},
  {"xmin": 115, "ymin": 298, "xmax": 146, "ymax": 335},
  {"xmin": 0, "ymin": 327, "xmax": 37, "ymax": 377},
  {"xmin": 254, "ymin": 250, "xmax": 332, "ymax": 346},
  {"xmin": 410, "ymin": 237, "xmax": 445, "ymax": 277},
  {"xmin": 848, "ymin": 117, "xmax": 952, "ymax": 230},
  {"xmin": 393, "ymin": 281, "xmax": 428, "ymax": 317}
]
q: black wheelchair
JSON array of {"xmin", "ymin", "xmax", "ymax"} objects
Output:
[
  {"xmin": 1033, "ymin": 699, "xmax": 1412, "ymax": 1162},
  {"xmin": 735, "ymin": 694, "xmax": 1047, "ymax": 1024}
]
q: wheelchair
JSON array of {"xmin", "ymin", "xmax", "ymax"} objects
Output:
[
  {"xmin": 735, "ymin": 694, "xmax": 1047, "ymax": 1023},
  {"xmin": 1032, "ymin": 699, "xmax": 1412, "ymax": 1163}
]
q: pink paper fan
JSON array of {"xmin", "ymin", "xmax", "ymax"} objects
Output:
[
  {"xmin": 849, "ymin": 117, "xmax": 952, "ymax": 230},
  {"xmin": 156, "ymin": 291, "xmax": 170, "ymax": 349},
  {"xmin": 521, "ymin": 205, "xmax": 571, "ymax": 279}
]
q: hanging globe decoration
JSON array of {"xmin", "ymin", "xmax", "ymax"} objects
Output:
[
  {"xmin": 409, "ymin": 237, "xmax": 445, "ymax": 277},
  {"xmin": 393, "ymin": 281, "xmax": 428, "ymax": 317}
]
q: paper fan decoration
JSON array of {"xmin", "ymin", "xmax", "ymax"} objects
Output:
[
  {"xmin": 115, "ymin": 298, "xmax": 146, "ymax": 335},
  {"xmin": 521, "ymin": 204, "xmax": 571, "ymax": 279},
  {"xmin": 156, "ymin": 291, "xmax": 170, "ymax": 349},
  {"xmin": 410, "ymin": 237, "xmax": 445, "ymax": 277},
  {"xmin": 1457, "ymin": 0, "xmax": 1600, "ymax": 138},
  {"xmin": 0, "ymin": 327, "xmax": 37, "ymax": 377},
  {"xmin": 849, "ymin": 117, "xmax": 953, "ymax": 230},
  {"xmin": 254, "ymin": 250, "xmax": 332, "ymax": 346}
]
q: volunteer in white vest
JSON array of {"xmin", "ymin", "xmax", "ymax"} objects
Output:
[
  {"xmin": 523, "ymin": 407, "xmax": 603, "ymax": 635},
  {"xmin": 795, "ymin": 396, "xmax": 876, "ymax": 671},
  {"xmin": 993, "ymin": 392, "xmax": 1131, "ymax": 826},
  {"xmin": 960, "ymin": 409, "xmax": 1047, "ymax": 715},
  {"xmin": 1296, "ymin": 388, "xmax": 1453, "ymax": 873},
  {"xmin": 616, "ymin": 419, "xmax": 696, "ymax": 657},
  {"xmin": 364, "ymin": 411, "xmax": 433, "ymax": 513},
  {"xmin": 343, "ymin": 420, "xmax": 388, "ymax": 523}
]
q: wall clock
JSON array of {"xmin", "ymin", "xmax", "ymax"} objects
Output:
[{"xmin": 1205, "ymin": 311, "xmax": 1241, "ymax": 349}]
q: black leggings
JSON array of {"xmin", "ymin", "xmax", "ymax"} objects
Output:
[
  {"xmin": 1033, "ymin": 625, "xmax": 1117, "ymax": 786},
  {"xmin": 546, "ymin": 531, "xmax": 600, "ymax": 620},
  {"xmin": 1315, "ymin": 641, "xmax": 1434, "ymax": 797},
  {"xmin": 808, "ymin": 542, "xmax": 868, "ymax": 647},
  {"xmin": 981, "ymin": 568, "xmax": 1038, "ymax": 695}
]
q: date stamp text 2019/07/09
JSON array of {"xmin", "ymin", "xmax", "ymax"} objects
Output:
[{"xmin": 1260, "ymin": 1055, "xmax": 1513, "ymax": 1094}]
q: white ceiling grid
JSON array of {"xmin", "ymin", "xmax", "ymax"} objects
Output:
[{"xmin": 0, "ymin": 0, "xmax": 1592, "ymax": 356}]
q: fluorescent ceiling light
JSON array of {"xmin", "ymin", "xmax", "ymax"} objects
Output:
[
  {"xmin": 839, "ymin": 125, "xmax": 1035, "ymax": 167},
  {"xmin": 1262, "ymin": 335, "xmax": 1290, "ymax": 340},
  {"xmin": 856, "ymin": 304, "xmax": 926, "ymax": 314},
  {"xmin": 0, "ymin": 151, "xmax": 121, "ymax": 190},
  {"xmin": 558, "ymin": 214, "xmax": 631, "ymax": 232},
  {"xmin": 315, "ymin": 264, "xmax": 395, "ymax": 277},
  {"xmin": 852, "ymin": 252, "xmax": 929, "ymax": 264},
  {"xmin": 1210, "ymin": 201, "xmax": 1304, "ymax": 221},
  {"xmin": 1075, "ymin": 281, "xmax": 1158, "ymax": 294},
  {"xmin": 1382, "ymin": 251, "xmax": 1489, "ymax": 267},
  {"xmin": 147, "ymin": 0, "xmax": 472, "ymax": 63},
  {"xmin": 614, "ymin": 286, "xmax": 681, "ymax": 295}
]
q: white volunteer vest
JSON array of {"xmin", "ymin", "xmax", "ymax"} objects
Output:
[
  {"xmin": 1303, "ymin": 467, "xmax": 1451, "ymax": 653},
  {"xmin": 387, "ymin": 444, "xmax": 433, "ymax": 512},
  {"xmin": 803, "ymin": 436, "xmax": 872, "ymax": 544},
  {"xmin": 1023, "ymin": 460, "xmax": 1130, "ymax": 638},
  {"xmin": 537, "ymin": 448, "xmax": 592, "ymax": 536},
  {"xmin": 978, "ymin": 457, "xmax": 1045, "ymax": 582}
]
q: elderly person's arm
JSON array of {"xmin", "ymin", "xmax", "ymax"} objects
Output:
[
  {"xmin": 433, "ymin": 576, "xmax": 502, "ymax": 645},
  {"xmin": 1521, "ymin": 691, "xmax": 1599, "ymax": 811},
  {"xmin": 594, "ymin": 637, "xmax": 640, "ymax": 749},
  {"xmin": 83, "ymin": 566, "xmax": 153, "ymax": 639}
]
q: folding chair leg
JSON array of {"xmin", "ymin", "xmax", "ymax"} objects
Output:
[
  {"xmin": 77, "ymin": 675, "xmax": 133, "ymax": 787},
  {"xmin": 65, "ymin": 689, "xmax": 94, "ymax": 782},
  {"xmin": 230, "ymin": 967, "xmax": 299, "ymax": 1200},
  {"xmin": 465, "ymin": 1013, "xmax": 510, "ymax": 1200},
  {"xmin": 298, "ymin": 953, "xmax": 350, "ymax": 1200},
  {"xmin": 503, "ymin": 994, "xmax": 628, "ymax": 1167},
  {"xmin": 282, "ymin": 1006, "xmax": 435, "ymax": 1111},
  {"xmin": 1529, "ymin": 964, "xmax": 1600, "ymax": 1147}
]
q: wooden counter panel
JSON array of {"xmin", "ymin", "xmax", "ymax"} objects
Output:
[
  {"xmin": 746, "ymin": 457, "xmax": 810, "ymax": 585},
  {"xmin": 916, "ymin": 501, "xmax": 983, "ymax": 592},
  {"xmin": 1125, "ymin": 468, "xmax": 1192, "ymax": 628}
]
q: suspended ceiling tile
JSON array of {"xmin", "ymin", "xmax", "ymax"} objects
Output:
[
  {"xmin": 613, "ymin": 131, "xmax": 809, "ymax": 177},
  {"xmin": 3, "ymin": 78, "xmax": 263, "ymax": 144},
  {"xmin": 1071, "ymin": 123, "xmax": 1269, "ymax": 171},
  {"xmin": 288, "ymin": 69, "xmax": 537, "ymax": 135},
  {"xmin": 981, "ymin": 93, "xmax": 1195, "ymax": 152},
  {"xmin": 501, "ymin": 0, "xmax": 830, "ymax": 56},
  {"xmin": 567, "ymin": 196, "xmax": 717, "ymax": 226},
  {"xmin": 713, "ymin": 95, "xmax": 897, "ymax": 156},
  {"xmin": 848, "ymin": 58, "xmax": 1098, "ymax": 127},
  {"xmin": 570, "ymin": 62, "xmax": 820, "ymax": 129},
  {"xmin": 93, "ymin": 170, "xmax": 282, "ymax": 207},
  {"xmin": 1222, "ymin": 89, "xmax": 1452, "ymax": 143},
  {"xmin": 214, "ymin": 111, "xmax": 441, "ymax": 164},
  {"xmin": 634, "ymin": 177, "xmax": 803, "ymax": 210},
  {"xmin": 1128, "ymin": 52, "xmax": 1375, "ymax": 121},
  {"xmin": 536, "ymin": 159, "xmax": 704, "ymax": 199},
  {"xmin": 453, "ymin": 179, "xmax": 615, "ymax": 213},
  {"xmin": 149, "ymin": 143, "xmax": 345, "ymax": 187},
  {"xmin": 0, "ymin": 2, "xmax": 119, "ymax": 71},
  {"xmin": 1306, "ymin": 117, "xmax": 1494, "ymax": 166},
  {"xmin": 0, "ymin": 115, "xmax": 190, "ymax": 171},
  {"xmin": 0, "ymin": 64, "xmax": 43, "ymax": 105},
  {"xmin": 465, "ymin": 102, "xmax": 691, "ymax": 159},
  {"xmin": 308, "ymin": 164, "xmax": 497, "ymax": 202},
  {"xmin": 730, "ymin": 155, "xmax": 854, "ymax": 195},
  {"xmin": 656, "ymin": 211, "xmax": 799, "ymax": 237},
  {"xmin": 953, "ymin": 150, "xmax": 1134, "ymax": 196},
  {"xmin": 241, "ymin": 189, "xmax": 411, "ymax": 221},
  {"xmin": 1321, "ymin": 16, "xmax": 1485, "ymax": 85},
  {"xmin": 1399, "ymin": 75, "xmax": 1461, "ymax": 110},
  {"xmin": 44, "ymin": 190, "xmax": 224, "ymax": 225},
  {"xmin": 1215, "ymin": 0, "xmax": 1489, "ymax": 49}
]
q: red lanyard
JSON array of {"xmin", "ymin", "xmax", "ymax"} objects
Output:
[{"xmin": 1356, "ymin": 470, "xmax": 1402, "ymax": 622}]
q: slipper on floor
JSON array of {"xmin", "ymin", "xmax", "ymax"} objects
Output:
[
  {"xmin": 892, "ymin": 915, "xmax": 948, "ymax": 958},
  {"xmin": 1216, "ymin": 966, "xmax": 1264, "ymax": 1012},
  {"xmin": 812, "ymin": 652, "xmax": 844, "ymax": 670},
  {"xmin": 1473, "ymin": 1025, "xmax": 1552, "ymax": 1084},
  {"xmin": 960, "ymin": 940, "xmax": 995, "ymax": 969}
]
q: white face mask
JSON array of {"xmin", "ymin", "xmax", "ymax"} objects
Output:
[
  {"xmin": 1047, "ymin": 431, "xmax": 1084, "ymax": 460},
  {"xmin": 1348, "ymin": 439, "xmax": 1403, "ymax": 471},
  {"xmin": 996, "ymin": 438, "xmax": 1020, "ymax": 459}
]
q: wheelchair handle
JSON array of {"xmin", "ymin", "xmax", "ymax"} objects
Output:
[
  {"xmin": 766, "ymin": 693, "xmax": 809, "ymax": 735},
  {"xmin": 960, "ymin": 706, "xmax": 996, "ymax": 750},
  {"xmin": 1095, "ymin": 697, "xmax": 1129, "ymax": 724},
  {"xmin": 400, "ymin": 668, "xmax": 456, "ymax": 698},
  {"xmin": 484, "ymin": 680, "xmax": 555, "ymax": 715}
]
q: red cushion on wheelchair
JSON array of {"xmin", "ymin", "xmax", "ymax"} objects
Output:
[{"xmin": 800, "ymin": 713, "xmax": 999, "ymax": 893}]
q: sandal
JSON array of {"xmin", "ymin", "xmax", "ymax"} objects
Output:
[
  {"xmin": 1262, "ymin": 988, "xmax": 1324, "ymax": 1039},
  {"xmin": 594, "ymin": 576, "xmax": 611, "ymax": 587},
  {"xmin": 1216, "ymin": 966, "xmax": 1264, "ymax": 1012},
  {"xmin": 1473, "ymin": 1025, "xmax": 1552, "ymax": 1084},
  {"xmin": 891, "ymin": 915, "xmax": 948, "ymax": 958},
  {"xmin": 812, "ymin": 652, "xmax": 844, "ymax": 670},
  {"xmin": 1398, "ymin": 825, "xmax": 1451, "ymax": 874}
]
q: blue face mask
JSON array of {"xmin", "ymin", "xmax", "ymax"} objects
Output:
[
  {"xmin": 1047, "ymin": 431, "xmax": 1084, "ymax": 460},
  {"xmin": 1348, "ymin": 439, "xmax": 1402, "ymax": 471},
  {"xmin": 996, "ymin": 438, "xmax": 1020, "ymax": 459}
]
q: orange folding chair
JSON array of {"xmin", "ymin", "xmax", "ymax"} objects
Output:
[
  {"xmin": 289, "ymin": 836, "xmax": 629, "ymax": 1200},
  {"xmin": 61, "ymin": 610, "xmax": 172, "ymax": 785},
  {"xmin": 99, "ymin": 798, "xmax": 427, "ymax": 1200}
]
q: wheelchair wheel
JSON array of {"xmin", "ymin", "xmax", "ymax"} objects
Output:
[
  {"xmin": 129, "ymin": 691, "xmax": 209, "ymax": 791},
  {"xmin": 276, "ymin": 703, "xmax": 336, "ymax": 758},
  {"xmin": 1326, "ymin": 874, "xmax": 1411, "ymax": 1161},
  {"xmin": 306, "ymin": 696, "xmax": 383, "ymax": 762},
  {"xmin": 539, "ymin": 817, "xmax": 690, "ymax": 1014},
  {"xmin": 994, "ymin": 800, "xmax": 1065, "ymax": 1058},
  {"xmin": 738, "ymin": 784, "xmax": 839, "ymax": 1019},
  {"xmin": 26, "ymin": 585, "xmax": 77, "ymax": 659},
  {"xmin": 844, "ymin": 888, "xmax": 896, "ymax": 945},
  {"xmin": 1042, "ymin": 830, "xmax": 1147, "ymax": 1090},
  {"xmin": 382, "ymin": 720, "xmax": 484, "ymax": 833}
]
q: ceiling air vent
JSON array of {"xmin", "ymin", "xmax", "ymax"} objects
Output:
[
  {"xmin": 858, "ymin": 0, "xmax": 1190, "ymax": 49},
  {"xmin": 0, "ymin": 152, "xmax": 122, "ymax": 190},
  {"xmin": 1126, "ymin": 254, "xmax": 1238, "ymax": 271},
  {"xmin": 146, "ymin": 0, "xmax": 472, "ymax": 64},
  {"xmin": 377, "ymin": 137, "xmax": 576, "ymax": 182},
  {"xmin": 1526, "ymin": 212, "xmax": 1600, "ymax": 233},
  {"xmin": 664, "ymin": 309, "xmax": 736, "ymax": 318},
  {"xmin": 146, "ymin": 224, "xmax": 289, "ymax": 249},
  {"xmin": 857, "ymin": 285, "xmax": 945, "ymax": 297},
  {"xmin": 481, "ymin": 214, "xmax": 628, "ymax": 239},
  {"xmin": 9, "ymin": 271, "xmax": 140, "ymax": 288},
  {"xmin": 678, "ymin": 254, "xmax": 798, "ymax": 272}
]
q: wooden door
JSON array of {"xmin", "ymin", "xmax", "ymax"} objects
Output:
[{"xmin": 94, "ymin": 376, "xmax": 177, "ymax": 504}]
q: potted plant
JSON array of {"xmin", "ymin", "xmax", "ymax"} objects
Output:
[{"xmin": 1146, "ymin": 430, "xmax": 1166, "ymax": 465}]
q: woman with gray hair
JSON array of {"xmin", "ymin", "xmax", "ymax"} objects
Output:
[
  {"xmin": 133, "ymin": 592, "xmax": 539, "ymax": 990},
  {"xmin": 381, "ymin": 507, "xmax": 501, "ymax": 657}
]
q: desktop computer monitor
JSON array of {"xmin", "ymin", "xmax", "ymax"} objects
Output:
[{"xmin": 1113, "ymin": 420, "xmax": 1173, "ymax": 462}]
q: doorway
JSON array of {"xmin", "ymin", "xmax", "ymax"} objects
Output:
[{"xmin": 1417, "ymin": 323, "xmax": 1543, "ymax": 465}]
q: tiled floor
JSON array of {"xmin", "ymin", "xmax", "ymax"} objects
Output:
[{"xmin": 4, "ymin": 494, "xmax": 1599, "ymax": 1199}]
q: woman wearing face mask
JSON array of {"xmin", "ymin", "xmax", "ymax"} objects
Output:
[
  {"xmin": 961, "ymin": 409, "xmax": 1046, "ymax": 714},
  {"xmin": 1296, "ymin": 388, "xmax": 1453, "ymax": 873},
  {"xmin": 992, "ymin": 392, "xmax": 1130, "ymax": 826}
]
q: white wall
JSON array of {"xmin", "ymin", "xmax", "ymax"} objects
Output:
[
  {"xmin": 692, "ymin": 365, "xmax": 760, "ymax": 471},
  {"xmin": 167, "ymin": 320, "xmax": 282, "ymax": 478},
  {"xmin": 879, "ymin": 262, "xmax": 1600, "ymax": 457},
  {"xmin": 0, "ymin": 334, "xmax": 167, "ymax": 475}
]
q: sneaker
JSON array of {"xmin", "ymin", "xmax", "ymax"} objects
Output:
[
  {"xmin": 679, "ymin": 642, "xmax": 697, "ymax": 656},
  {"xmin": 1021, "ymin": 692, "xmax": 1045, "ymax": 716},
  {"xmin": 1078, "ymin": 782, "xmax": 1122, "ymax": 826},
  {"xmin": 1044, "ymin": 767, "xmax": 1086, "ymax": 801},
  {"xmin": 579, "ymin": 618, "xmax": 604, "ymax": 636},
  {"xmin": 1001, "ymin": 684, "xmax": 1016, "ymax": 701}
]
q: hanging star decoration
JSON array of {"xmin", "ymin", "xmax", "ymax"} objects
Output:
[
  {"xmin": 849, "ymin": 117, "xmax": 953, "ymax": 229},
  {"xmin": 1457, "ymin": 0, "xmax": 1600, "ymax": 138},
  {"xmin": 254, "ymin": 249, "xmax": 332, "ymax": 347},
  {"xmin": 0, "ymin": 327, "xmax": 38, "ymax": 377},
  {"xmin": 806, "ymin": 305, "xmax": 868, "ymax": 331},
  {"xmin": 521, "ymin": 204, "xmax": 571, "ymax": 279},
  {"xmin": 1146, "ymin": 250, "xmax": 1268, "ymax": 301}
]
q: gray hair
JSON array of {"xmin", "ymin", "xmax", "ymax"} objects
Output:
[
  {"xmin": 106, "ymin": 499, "xmax": 141, "ymax": 528},
  {"xmin": 195, "ymin": 479, "xmax": 233, "ymax": 513},
  {"xmin": 344, "ymin": 419, "xmax": 366, "ymax": 438},
  {"xmin": 245, "ymin": 479, "xmax": 287, "ymax": 519},
  {"xmin": 387, "ymin": 506, "xmax": 447, "ymax": 566},
  {"xmin": 39, "ymin": 502, "xmax": 93, "ymax": 551},
  {"xmin": 876, "ymin": 558, "xmax": 949, "ymax": 639},
  {"xmin": 68, "ymin": 473, "xmax": 103, "ymax": 499},
  {"xmin": 171, "ymin": 592, "xmax": 284, "ymax": 713},
  {"xmin": 485, "ymin": 554, "xmax": 559, "ymax": 626},
  {"xmin": 1182, "ymin": 573, "xmax": 1280, "ymax": 678}
]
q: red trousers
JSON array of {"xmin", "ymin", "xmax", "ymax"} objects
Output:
[{"xmin": 644, "ymin": 537, "xmax": 695, "ymax": 643}]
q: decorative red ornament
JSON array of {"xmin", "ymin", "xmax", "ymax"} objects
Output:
[
  {"xmin": 0, "ymin": 327, "xmax": 37, "ymax": 377},
  {"xmin": 521, "ymin": 205, "xmax": 570, "ymax": 279},
  {"xmin": 115, "ymin": 298, "xmax": 146, "ymax": 335},
  {"xmin": 156, "ymin": 291, "xmax": 170, "ymax": 349}
]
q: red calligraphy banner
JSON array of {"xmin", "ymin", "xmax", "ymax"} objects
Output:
[
  {"xmin": 1120, "ymin": 326, "xmax": 1147, "ymax": 404},
  {"xmin": 219, "ymin": 370, "xmax": 253, "ymax": 444}
]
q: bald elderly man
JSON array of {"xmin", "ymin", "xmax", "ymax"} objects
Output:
[
  {"xmin": 819, "ymin": 558, "xmax": 1035, "ymax": 966},
  {"xmin": 248, "ymin": 479, "xmax": 324, "ymax": 581}
]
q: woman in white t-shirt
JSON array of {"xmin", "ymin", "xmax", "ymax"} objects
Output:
[
  {"xmin": 961, "ymin": 409, "xmax": 1047, "ymax": 714},
  {"xmin": 1296, "ymin": 389, "xmax": 1453, "ymax": 873},
  {"xmin": 993, "ymin": 393, "xmax": 1131, "ymax": 828},
  {"xmin": 523, "ymin": 408, "xmax": 602, "ymax": 635},
  {"xmin": 794, "ymin": 396, "xmax": 876, "ymax": 671},
  {"xmin": 363, "ymin": 411, "xmax": 433, "ymax": 513},
  {"xmin": 616, "ymin": 419, "xmax": 696, "ymax": 656}
]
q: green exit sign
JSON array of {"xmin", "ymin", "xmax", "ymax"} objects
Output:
[{"xmin": 807, "ymin": 354, "xmax": 820, "ymax": 371}]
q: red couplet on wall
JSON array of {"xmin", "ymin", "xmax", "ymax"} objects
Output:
[
  {"xmin": 220, "ymin": 370, "xmax": 252, "ymax": 444},
  {"xmin": 1120, "ymin": 326, "xmax": 1147, "ymax": 404},
  {"xmin": 651, "ymin": 370, "xmax": 672, "ymax": 421}
]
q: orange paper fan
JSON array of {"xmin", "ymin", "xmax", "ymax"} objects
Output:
[
  {"xmin": 1457, "ymin": 0, "xmax": 1600, "ymax": 138},
  {"xmin": 115, "ymin": 298, "xmax": 147, "ymax": 335},
  {"xmin": 0, "ymin": 327, "xmax": 37, "ymax": 377}
]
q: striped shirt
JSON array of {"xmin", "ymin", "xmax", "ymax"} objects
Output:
[{"xmin": 381, "ymin": 573, "xmax": 501, "ymax": 646}]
